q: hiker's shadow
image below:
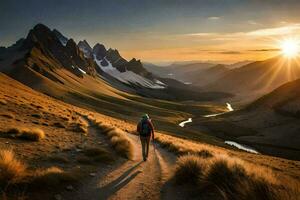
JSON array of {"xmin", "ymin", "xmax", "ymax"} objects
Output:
[{"xmin": 97, "ymin": 161, "xmax": 143, "ymax": 199}]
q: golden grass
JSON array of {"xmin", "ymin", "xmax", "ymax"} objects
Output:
[
  {"xmin": 5, "ymin": 127, "xmax": 45, "ymax": 141},
  {"xmin": 0, "ymin": 149, "xmax": 85, "ymax": 197},
  {"xmin": 31, "ymin": 167, "xmax": 80, "ymax": 189},
  {"xmin": 155, "ymin": 134, "xmax": 215, "ymax": 157},
  {"xmin": 92, "ymin": 119, "xmax": 134, "ymax": 159},
  {"xmin": 0, "ymin": 99, "xmax": 7, "ymax": 105},
  {"xmin": 52, "ymin": 122, "xmax": 66, "ymax": 128},
  {"xmin": 107, "ymin": 128, "xmax": 134, "ymax": 159},
  {"xmin": 0, "ymin": 113, "xmax": 14, "ymax": 119},
  {"xmin": 157, "ymin": 134, "xmax": 299, "ymax": 199},
  {"xmin": 175, "ymin": 154, "xmax": 206, "ymax": 184},
  {"xmin": 205, "ymin": 155, "xmax": 277, "ymax": 199},
  {"xmin": 174, "ymin": 153, "xmax": 299, "ymax": 199},
  {"xmin": 0, "ymin": 149, "xmax": 27, "ymax": 186}
]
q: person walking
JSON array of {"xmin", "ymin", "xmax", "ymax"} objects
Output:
[{"xmin": 137, "ymin": 114, "xmax": 155, "ymax": 161}]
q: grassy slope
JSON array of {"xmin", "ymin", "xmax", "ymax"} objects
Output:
[
  {"xmin": 1, "ymin": 72, "xmax": 300, "ymax": 199},
  {"xmin": 191, "ymin": 79, "xmax": 300, "ymax": 160}
]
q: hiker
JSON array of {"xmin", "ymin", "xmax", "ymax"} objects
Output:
[{"xmin": 137, "ymin": 114, "xmax": 155, "ymax": 161}]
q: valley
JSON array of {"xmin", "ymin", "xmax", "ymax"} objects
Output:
[{"xmin": 0, "ymin": 22, "xmax": 300, "ymax": 200}]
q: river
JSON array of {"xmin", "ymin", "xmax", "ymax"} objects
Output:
[
  {"xmin": 203, "ymin": 102, "xmax": 233, "ymax": 117},
  {"xmin": 179, "ymin": 118, "xmax": 192, "ymax": 127},
  {"xmin": 225, "ymin": 141, "xmax": 259, "ymax": 154},
  {"xmin": 178, "ymin": 103, "xmax": 259, "ymax": 154}
]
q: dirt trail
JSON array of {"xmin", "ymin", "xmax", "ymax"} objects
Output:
[{"xmin": 68, "ymin": 119, "xmax": 178, "ymax": 200}]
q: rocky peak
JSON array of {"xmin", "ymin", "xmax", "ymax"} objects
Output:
[
  {"xmin": 24, "ymin": 23, "xmax": 62, "ymax": 51},
  {"xmin": 53, "ymin": 29, "xmax": 68, "ymax": 46},
  {"xmin": 66, "ymin": 39, "xmax": 84, "ymax": 58},
  {"xmin": 93, "ymin": 43, "xmax": 107, "ymax": 60},
  {"xmin": 127, "ymin": 58, "xmax": 152, "ymax": 78},
  {"xmin": 78, "ymin": 40, "xmax": 93, "ymax": 58}
]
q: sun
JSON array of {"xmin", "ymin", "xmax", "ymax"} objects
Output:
[{"xmin": 280, "ymin": 39, "xmax": 299, "ymax": 58}]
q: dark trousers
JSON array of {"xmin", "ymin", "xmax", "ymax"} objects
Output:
[{"xmin": 140, "ymin": 136, "xmax": 150, "ymax": 159}]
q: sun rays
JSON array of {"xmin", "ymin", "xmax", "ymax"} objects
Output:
[
  {"xmin": 250, "ymin": 38, "xmax": 300, "ymax": 92},
  {"xmin": 280, "ymin": 39, "xmax": 300, "ymax": 58}
]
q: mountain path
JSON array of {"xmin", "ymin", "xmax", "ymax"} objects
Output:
[{"xmin": 67, "ymin": 118, "xmax": 179, "ymax": 200}]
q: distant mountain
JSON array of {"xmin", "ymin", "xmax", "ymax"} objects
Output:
[
  {"xmin": 0, "ymin": 23, "xmax": 231, "ymax": 101},
  {"xmin": 248, "ymin": 78, "xmax": 300, "ymax": 117},
  {"xmin": 144, "ymin": 62, "xmax": 229, "ymax": 86},
  {"xmin": 207, "ymin": 56, "xmax": 300, "ymax": 95},
  {"xmin": 227, "ymin": 60, "xmax": 254, "ymax": 69}
]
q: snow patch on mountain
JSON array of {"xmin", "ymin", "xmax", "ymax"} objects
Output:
[
  {"xmin": 94, "ymin": 56, "xmax": 165, "ymax": 89},
  {"xmin": 78, "ymin": 67, "xmax": 87, "ymax": 74},
  {"xmin": 53, "ymin": 29, "xmax": 68, "ymax": 46},
  {"xmin": 60, "ymin": 39, "xmax": 67, "ymax": 46}
]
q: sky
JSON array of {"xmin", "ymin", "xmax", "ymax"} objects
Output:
[{"xmin": 1, "ymin": 0, "xmax": 300, "ymax": 64}]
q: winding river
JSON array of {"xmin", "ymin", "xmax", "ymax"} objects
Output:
[
  {"xmin": 178, "ymin": 103, "xmax": 259, "ymax": 154},
  {"xmin": 224, "ymin": 141, "xmax": 259, "ymax": 154},
  {"xmin": 179, "ymin": 118, "xmax": 192, "ymax": 127}
]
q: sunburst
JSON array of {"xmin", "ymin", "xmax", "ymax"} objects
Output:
[{"xmin": 280, "ymin": 39, "xmax": 299, "ymax": 58}]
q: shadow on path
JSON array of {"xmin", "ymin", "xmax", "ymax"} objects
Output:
[{"xmin": 97, "ymin": 161, "xmax": 143, "ymax": 199}]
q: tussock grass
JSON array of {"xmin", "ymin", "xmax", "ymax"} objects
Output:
[
  {"xmin": 4, "ymin": 127, "xmax": 45, "ymax": 141},
  {"xmin": 157, "ymin": 134, "xmax": 299, "ymax": 199},
  {"xmin": 0, "ymin": 149, "xmax": 26, "ymax": 186},
  {"xmin": 31, "ymin": 167, "xmax": 80, "ymax": 189},
  {"xmin": 175, "ymin": 155, "xmax": 206, "ymax": 184},
  {"xmin": 0, "ymin": 99, "xmax": 7, "ymax": 105},
  {"xmin": 106, "ymin": 128, "xmax": 134, "ymax": 159},
  {"xmin": 205, "ymin": 156, "xmax": 276, "ymax": 200},
  {"xmin": 0, "ymin": 113, "xmax": 14, "ymax": 119},
  {"xmin": 31, "ymin": 113, "xmax": 42, "ymax": 118},
  {"xmin": 92, "ymin": 119, "xmax": 134, "ymax": 159},
  {"xmin": 174, "ymin": 154, "xmax": 299, "ymax": 200},
  {"xmin": 52, "ymin": 122, "xmax": 65, "ymax": 128},
  {"xmin": 156, "ymin": 134, "xmax": 215, "ymax": 157},
  {"xmin": 0, "ymin": 149, "xmax": 84, "ymax": 191}
]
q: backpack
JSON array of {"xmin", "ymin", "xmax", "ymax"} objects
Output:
[{"xmin": 140, "ymin": 120, "xmax": 151, "ymax": 136}]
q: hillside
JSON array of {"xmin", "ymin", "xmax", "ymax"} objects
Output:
[
  {"xmin": 207, "ymin": 56, "xmax": 300, "ymax": 96},
  {"xmin": 143, "ymin": 62, "xmax": 228, "ymax": 86},
  {"xmin": 193, "ymin": 78, "xmax": 300, "ymax": 160},
  {"xmin": 0, "ymin": 72, "xmax": 299, "ymax": 199}
]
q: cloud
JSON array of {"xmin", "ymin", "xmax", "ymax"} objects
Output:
[
  {"xmin": 247, "ymin": 24, "xmax": 300, "ymax": 36},
  {"xmin": 186, "ymin": 32, "xmax": 219, "ymax": 37},
  {"xmin": 183, "ymin": 23, "xmax": 300, "ymax": 40},
  {"xmin": 248, "ymin": 48, "xmax": 280, "ymax": 52},
  {"xmin": 210, "ymin": 51, "xmax": 243, "ymax": 54},
  {"xmin": 247, "ymin": 20, "xmax": 259, "ymax": 25},
  {"xmin": 208, "ymin": 16, "xmax": 220, "ymax": 20}
]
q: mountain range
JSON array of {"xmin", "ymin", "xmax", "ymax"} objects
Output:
[{"xmin": 0, "ymin": 24, "xmax": 231, "ymax": 102}]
